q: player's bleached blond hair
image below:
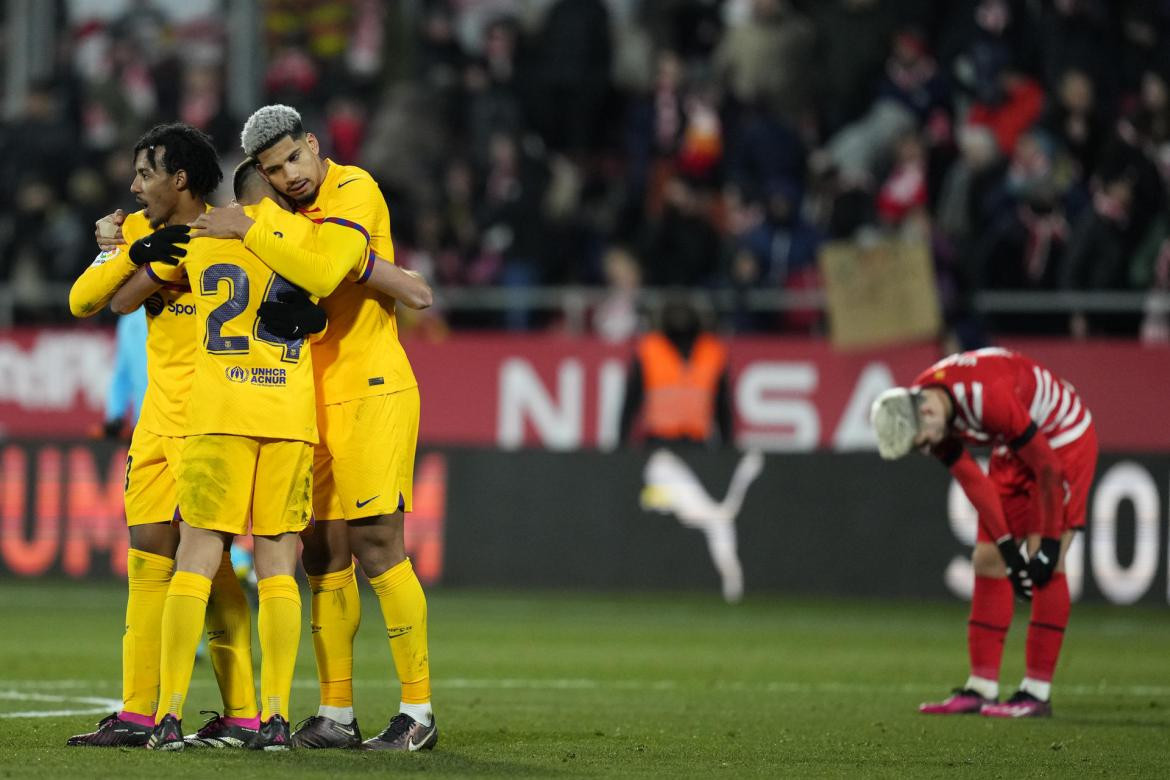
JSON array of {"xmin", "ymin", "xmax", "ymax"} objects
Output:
[
  {"xmin": 241, "ymin": 104, "xmax": 304, "ymax": 157},
  {"xmin": 870, "ymin": 387, "xmax": 922, "ymax": 460}
]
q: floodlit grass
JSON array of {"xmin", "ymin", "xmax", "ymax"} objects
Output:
[{"xmin": 0, "ymin": 580, "xmax": 1166, "ymax": 777}]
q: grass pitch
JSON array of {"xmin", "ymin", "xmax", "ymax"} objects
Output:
[{"xmin": 0, "ymin": 580, "xmax": 1166, "ymax": 778}]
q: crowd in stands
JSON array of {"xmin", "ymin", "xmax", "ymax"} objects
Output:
[{"xmin": 4, "ymin": 0, "xmax": 1170, "ymax": 342}]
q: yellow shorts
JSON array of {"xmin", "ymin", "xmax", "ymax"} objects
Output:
[
  {"xmin": 313, "ymin": 387, "xmax": 419, "ymax": 520},
  {"xmin": 177, "ymin": 434, "xmax": 313, "ymax": 537},
  {"xmin": 124, "ymin": 428, "xmax": 184, "ymax": 527}
]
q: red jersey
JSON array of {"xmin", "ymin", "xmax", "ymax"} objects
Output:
[{"xmin": 912, "ymin": 348, "xmax": 1093, "ymax": 450}]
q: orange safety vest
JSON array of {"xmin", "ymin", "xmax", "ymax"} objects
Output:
[{"xmin": 637, "ymin": 331, "xmax": 727, "ymax": 441}]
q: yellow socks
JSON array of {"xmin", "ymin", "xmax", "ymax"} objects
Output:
[
  {"xmin": 157, "ymin": 570, "xmax": 212, "ymax": 722},
  {"xmin": 122, "ymin": 548, "xmax": 174, "ymax": 718},
  {"xmin": 257, "ymin": 575, "xmax": 301, "ymax": 722},
  {"xmin": 308, "ymin": 562, "xmax": 361, "ymax": 711},
  {"xmin": 368, "ymin": 558, "xmax": 431, "ymax": 705},
  {"xmin": 206, "ymin": 552, "xmax": 258, "ymax": 720}
]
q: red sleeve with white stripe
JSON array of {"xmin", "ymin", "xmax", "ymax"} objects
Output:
[{"xmin": 1024, "ymin": 363, "xmax": 1093, "ymax": 449}]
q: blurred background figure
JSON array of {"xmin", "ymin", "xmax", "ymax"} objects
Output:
[
  {"xmin": 619, "ymin": 296, "xmax": 732, "ymax": 448},
  {"xmin": 98, "ymin": 308, "xmax": 148, "ymax": 440}
]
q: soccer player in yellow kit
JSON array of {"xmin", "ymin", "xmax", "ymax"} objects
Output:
[
  {"xmin": 193, "ymin": 104, "xmax": 436, "ymax": 751},
  {"xmin": 113, "ymin": 160, "xmax": 325, "ymax": 751},
  {"xmin": 65, "ymin": 124, "xmax": 259, "ymax": 748}
]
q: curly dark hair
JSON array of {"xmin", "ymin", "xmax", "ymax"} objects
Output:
[{"xmin": 133, "ymin": 123, "xmax": 223, "ymax": 198}]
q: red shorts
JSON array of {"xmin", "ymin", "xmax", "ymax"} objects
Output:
[{"xmin": 976, "ymin": 423, "xmax": 1099, "ymax": 543}]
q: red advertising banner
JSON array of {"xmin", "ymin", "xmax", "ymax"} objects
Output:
[
  {"xmin": 0, "ymin": 440, "xmax": 448, "ymax": 581},
  {"xmin": 1, "ymin": 328, "xmax": 1166, "ymax": 451}
]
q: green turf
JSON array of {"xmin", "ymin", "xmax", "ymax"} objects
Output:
[{"xmin": 0, "ymin": 580, "xmax": 1166, "ymax": 778}]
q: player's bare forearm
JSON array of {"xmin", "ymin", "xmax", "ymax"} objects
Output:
[
  {"xmin": 366, "ymin": 261, "xmax": 433, "ymax": 309},
  {"xmin": 109, "ymin": 266, "xmax": 163, "ymax": 314}
]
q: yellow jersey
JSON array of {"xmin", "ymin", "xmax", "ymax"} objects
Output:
[
  {"xmin": 152, "ymin": 206, "xmax": 319, "ymax": 442},
  {"xmin": 69, "ymin": 210, "xmax": 195, "ymax": 438},
  {"xmin": 242, "ymin": 159, "xmax": 417, "ymax": 405}
]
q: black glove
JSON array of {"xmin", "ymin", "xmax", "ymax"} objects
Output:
[
  {"xmin": 996, "ymin": 537, "xmax": 1033, "ymax": 601},
  {"xmin": 128, "ymin": 224, "xmax": 190, "ymax": 266},
  {"xmin": 258, "ymin": 290, "xmax": 327, "ymax": 339},
  {"xmin": 1027, "ymin": 537, "xmax": 1062, "ymax": 589}
]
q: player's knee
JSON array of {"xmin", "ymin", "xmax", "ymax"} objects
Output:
[
  {"xmin": 300, "ymin": 525, "xmax": 350, "ymax": 576},
  {"xmin": 351, "ymin": 522, "xmax": 405, "ymax": 578}
]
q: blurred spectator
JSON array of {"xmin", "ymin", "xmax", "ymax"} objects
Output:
[
  {"xmin": 1038, "ymin": 68, "xmax": 1104, "ymax": 180},
  {"xmin": 876, "ymin": 134, "xmax": 929, "ymax": 230},
  {"xmin": 1037, "ymin": 0, "xmax": 1113, "ymax": 99},
  {"xmin": 641, "ymin": 177, "xmax": 720, "ymax": 287},
  {"xmin": 624, "ymin": 49, "xmax": 686, "ymax": 208},
  {"xmin": 727, "ymin": 178, "xmax": 822, "ymax": 332},
  {"xmin": 324, "ymin": 95, "xmax": 367, "ymax": 162},
  {"xmin": 713, "ymin": 0, "xmax": 815, "ymax": 127},
  {"xmin": 1062, "ymin": 171, "xmax": 1142, "ymax": 336},
  {"xmin": 532, "ymin": 0, "xmax": 612, "ymax": 156},
  {"xmin": 100, "ymin": 309, "xmax": 148, "ymax": 440},
  {"xmin": 724, "ymin": 103, "xmax": 805, "ymax": 209},
  {"xmin": 480, "ymin": 132, "xmax": 549, "ymax": 327},
  {"xmin": 639, "ymin": 0, "xmax": 723, "ymax": 61},
  {"xmin": 1126, "ymin": 67, "xmax": 1170, "ymax": 147},
  {"xmin": 810, "ymin": 0, "xmax": 926, "ymax": 134},
  {"xmin": 179, "ymin": 64, "xmax": 238, "ymax": 153},
  {"xmin": 823, "ymin": 27, "xmax": 949, "ymax": 184},
  {"xmin": 463, "ymin": 15, "xmax": 530, "ymax": 167},
  {"xmin": 966, "ymin": 66, "xmax": 1046, "ymax": 157},
  {"xmin": 936, "ymin": 126, "xmax": 1003, "ymax": 246},
  {"xmin": 264, "ymin": 35, "xmax": 321, "ymax": 105},
  {"xmin": 592, "ymin": 245, "xmax": 642, "ymax": 343},
  {"xmin": 675, "ymin": 77, "xmax": 723, "ymax": 186}
]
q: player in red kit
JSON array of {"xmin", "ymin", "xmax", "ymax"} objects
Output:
[{"xmin": 870, "ymin": 347, "xmax": 1098, "ymax": 718}]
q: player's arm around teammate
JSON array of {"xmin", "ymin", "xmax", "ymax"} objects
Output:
[{"xmin": 192, "ymin": 200, "xmax": 434, "ymax": 308}]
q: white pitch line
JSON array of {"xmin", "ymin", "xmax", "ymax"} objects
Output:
[
  {"xmin": 0, "ymin": 689, "xmax": 122, "ymax": 719},
  {"xmin": 1, "ymin": 678, "xmax": 1167, "ymax": 702}
]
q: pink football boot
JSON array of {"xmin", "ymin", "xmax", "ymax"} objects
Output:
[
  {"xmin": 919, "ymin": 688, "xmax": 996, "ymax": 714},
  {"xmin": 980, "ymin": 691, "xmax": 1052, "ymax": 718}
]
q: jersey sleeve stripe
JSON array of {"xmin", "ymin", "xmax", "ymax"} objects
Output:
[
  {"xmin": 1049, "ymin": 411, "xmax": 1091, "ymax": 448},
  {"xmin": 144, "ymin": 264, "xmax": 166, "ymax": 284},
  {"xmin": 356, "ymin": 250, "xmax": 377, "ymax": 284},
  {"xmin": 322, "ymin": 216, "xmax": 371, "ymax": 243}
]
